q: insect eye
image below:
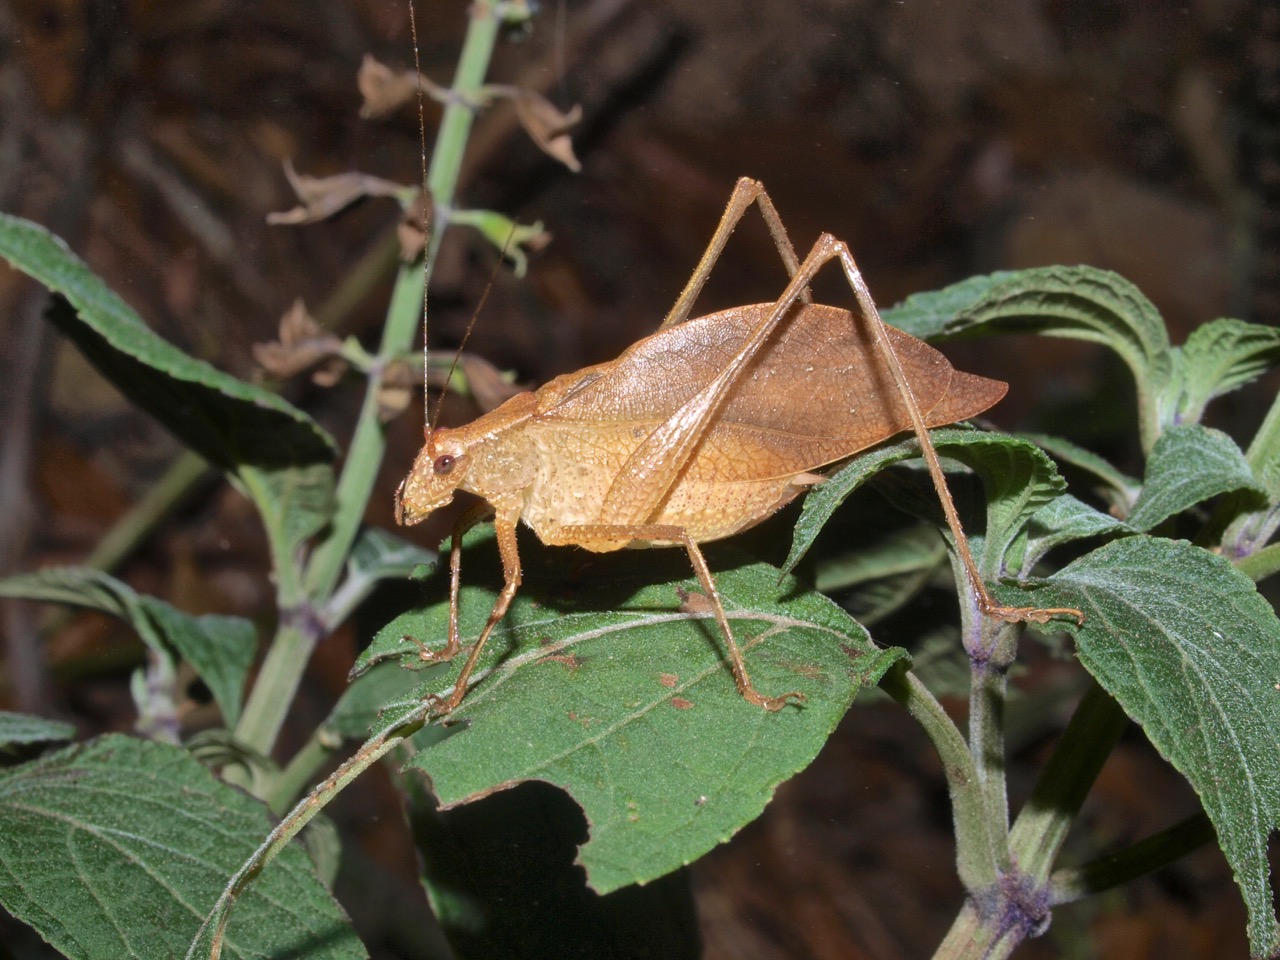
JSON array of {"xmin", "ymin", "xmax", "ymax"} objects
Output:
[{"xmin": 433, "ymin": 455, "xmax": 456, "ymax": 475}]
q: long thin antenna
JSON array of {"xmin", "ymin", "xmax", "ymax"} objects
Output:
[
  {"xmin": 431, "ymin": 227, "xmax": 519, "ymax": 433},
  {"xmin": 408, "ymin": 2, "xmax": 431, "ymax": 423}
]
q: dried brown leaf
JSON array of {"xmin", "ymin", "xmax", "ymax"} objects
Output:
[
  {"xmin": 398, "ymin": 190, "xmax": 433, "ymax": 262},
  {"xmin": 357, "ymin": 54, "xmax": 452, "ymax": 120},
  {"xmin": 512, "ymin": 90, "xmax": 583, "ymax": 173},
  {"xmin": 253, "ymin": 298, "xmax": 348, "ymax": 385},
  {"xmin": 267, "ymin": 159, "xmax": 405, "ymax": 225},
  {"xmin": 378, "ymin": 357, "xmax": 417, "ymax": 421},
  {"xmin": 459, "ymin": 354, "xmax": 523, "ymax": 412}
]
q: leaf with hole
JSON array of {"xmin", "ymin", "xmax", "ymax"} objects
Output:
[{"xmin": 360, "ymin": 542, "xmax": 900, "ymax": 895}]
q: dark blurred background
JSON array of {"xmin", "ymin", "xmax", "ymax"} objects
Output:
[{"xmin": 0, "ymin": 0, "xmax": 1274, "ymax": 957}]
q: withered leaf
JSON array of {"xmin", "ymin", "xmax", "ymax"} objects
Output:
[
  {"xmin": 357, "ymin": 54, "xmax": 450, "ymax": 120},
  {"xmin": 511, "ymin": 90, "xmax": 583, "ymax": 172},
  {"xmin": 253, "ymin": 298, "xmax": 349, "ymax": 386},
  {"xmin": 267, "ymin": 159, "xmax": 406, "ymax": 226},
  {"xmin": 377, "ymin": 357, "xmax": 417, "ymax": 421},
  {"xmin": 398, "ymin": 190, "xmax": 433, "ymax": 262}
]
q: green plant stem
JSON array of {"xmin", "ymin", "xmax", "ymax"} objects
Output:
[
  {"xmin": 880, "ymin": 662, "xmax": 1001, "ymax": 890},
  {"xmin": 1047, "ymin": 812, "xmax": 1215, "ymax": 904},
  {"xmin": 1008, "ymin": 681, "xmax": 1128, "ymax": 878},
  {"xmin": 235, "ymin": 5, "xmax": 505, "ymax": 764},
  {"xmin": 968, "ymin": 615, "xmax": 1017, "ymax": 859},
  {"xmin": 1236, "ymin": 540, "xmax": 1280, "ymax": 582},
  {"xmin": 302, "ymin": 1, "xmax": 504, "ymax": 602},
  {"xmin": 933, "ymin": 902, "xmax": 1021, "ymax": 960}
]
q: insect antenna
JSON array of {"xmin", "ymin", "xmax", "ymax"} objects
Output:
[
  {"xmin": 409, "ymin": 2, "xmax": 518, "ymax": 442},
  {"xmin": 427, "ymin": 224, "xmax": 520, "ymax": 438},
  {"xmin": 408, "ymin": 2, "xmax": 432, "ymax": 430}
]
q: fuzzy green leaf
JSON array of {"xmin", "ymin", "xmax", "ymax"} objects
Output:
[
  {"xmin": 950, "ymin": 266, "xmax": 1172, "ymax": 451},
  {"xmin": 0, "ymin": 712, "xmax": 76, "ymax": 751},
  {"xmin": 0, "ymin": 213, "xmax": 335, "ymax": 470},
  {"xmin": 0, "ymin": 214, "xmax": 339, "ymax": 594},
  {"xmin": 794, "ymin": 430, "xmax": 1064, "ymax": 584},
  {"xmin": 1126, "ymin": 425, "xmax": 1262, "ymax": 532},
  {"xmin": 0, "ymin": 735, "xmax": 363, "ymax": 959},
  {"xmin": 882, "ymin": 271, "xmax": 1018, "ymax": 340},
  {"xmin": 785, "ymin": 434, "xmax": 928, "ymax": 576},
  {"xmin": 325, "ymin": 528, "xmax": 438, "ymax": 628},
  {"xmin": 1163, "ymin": 318, "xmax": 1280, "ymax": 427},
  {"xmin": 359, "ymin": 539, "xmax": 900, "ymax": 895},
  {"xmin": 0, "ymin": 568, "xmax": 255, "ymax": 728},
  {"xmin": 1018, "ymin": 494, "xmax": 1134, "ymax": 575},
  {"xmin": 1026, "ymin": 537, "xmax": 1280, "ymax": 956},
  {"xmin": 1019, "ymin": 432, "xmax": 1141, "ymax": 514}
]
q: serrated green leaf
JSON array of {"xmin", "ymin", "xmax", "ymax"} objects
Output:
[
  {"xmin": 882, "ymin": 271, "xmax": 1018, "ymax": 339},
  {"xmin": 1126, "ymin": 425, "xmax": 1262, "ymax": 532},
  {"xmin": 0, "ymin": 712, "xmax": 76, "ymax": 751},
  {"xmin": 1019, "ymin": 494, "xmax": 1134, "ymax": 575},
  {"xmin": 0, "ymin": 568, "xmax": 255, "ymax": 728},
  {"xmin": 784, "ymin": 433, "xmax": 925, "ymax": 576},
  {"xmin": 950, "ymin": 266, "xmax": 1172, "ymax": 451},
  {"xmin": 800, "ymin": 430, "xmax": 1064, "ymax": 587},
  {"xmin": 1162, "ymin": 318, "xmax": 1280, "ymax": 428},
  {"xmin": 1018, "ymin": 432, "xmax": 1141, "ymax": 514},
  {"xmin": 0, "ymin": 735, "xmax": 363, "ymax": 960},
  {"xmin": 364, "ymin": 538, "xmax": 900, "ymax": 895},
  {"xmin": 0, "ymin": 214, "xmax": 335, "ymax": 470},
  {"xmin": 814, "ymin": 523, "xmax": 948, "ymax": 624},
  {"xmin": 1026, "ymin": 537, "xmax": 1280, "ymax": 956}
]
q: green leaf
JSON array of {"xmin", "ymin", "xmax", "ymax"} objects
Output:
[
  {"xmin": 1025, "ymin": 537, "xmax": 1280, "ymax": 956},
  {"xmin": 361, "ymin": 539, "xmax": 902, "ymax": 895},
  {"xmin": 949, "ymin": 266, "xmax": 1172, "ymax": 451},
  {"xmin": 1245, "ymin": 391, "xmax": 1280, "ymax": 500},
  {"xmin": 0, "ymin": 735, "xmax": 364, "ymax": 959},
  {"xmin": 1019, "ymin": 432, "xmax": 1141, "ymax": 514},
  {"xmin": 1126, "ymin": 425, "xmax": 1262, "ymax": 532},
  {"xmin": 882, "ymin": 271, "xmax": 1018, "ymax": 340},
  {"xmin": 1222, "ymin": 394, "xmax": 1280, "ymax": 564},
  {"xmin": 795, "ymin": 430, "xmax": 1064, "ymax": 583},
  {"xmin": 0, "ymin": 568, "xmax": 255, "ymax": 728},
  {"xmin": 325, "ymin": 527, "xmax": 437, "ymax": 628},
  {"xmin": 0, "ymin": 214, "xmax": 335, "ymax": 470},
  {"xmin": 0, "ymin": 214, "xmax": 340, "ymax": 602},
  {"xmin": 0, "ymin": 712, "xmax": 76, "ymax": 751},
  {"xmin": 814, "ymin": 523, "xmax": 948, "ymax": 624},
  {"xmin": 785, "ymin": 433, "xmax": 926, "ymax": 576},
  {"xmin": 241, "ymin": 461, "xmax": 337, "ymax": 595},
  {"xmin": 324, "ymin": 661, "xmax": 436, "ymax": 741},
  {"xmin": 1019, "ymin": 495, "xmax": 1134, "ymax": 575},
  {"xmin": 1162, "ymin": 318, "xmax": 1280, "ymax": 427}
]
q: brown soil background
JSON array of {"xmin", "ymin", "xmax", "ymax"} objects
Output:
[{"xmin": 1, "ymin": 0, "xmax": 1276, "ymax": 957}]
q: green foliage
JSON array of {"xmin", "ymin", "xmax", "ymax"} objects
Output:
[
  {"xmin": 358, "ymin": 541, "xmax": 900, "ymax": 894},
  {"xmin": 0, "ymin": 711, "xmax": 76, "ymax": 750},
  {"xmin": 0, "ymin": 568, "xmax": 256, "ymax": 728},
  {"xmin": 0, "ymin": 736, "xmax": 362, "ymax": 960},
  {"xmin": 1029, "ymin": 537, "xmax": 1280, "ymax": 952}
]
